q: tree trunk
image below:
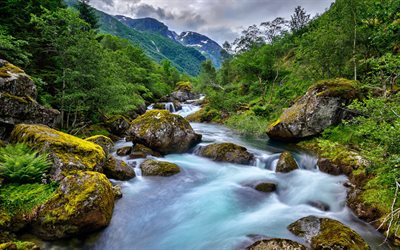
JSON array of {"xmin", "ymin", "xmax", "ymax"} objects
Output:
[
  {"xmin": 351, "ymin": 0, "xmax": 357, "ymax": 81},
  {"xmin": 61, "ymin": 69, "xmax": 66, "ymax": 129}
]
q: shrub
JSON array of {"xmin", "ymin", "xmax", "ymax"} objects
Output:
[{"xmin": 0, "ymin": 144, "xmax": 51, "ymax": 183}]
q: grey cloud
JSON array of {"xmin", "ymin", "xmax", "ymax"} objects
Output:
[{"xmin": 133, "ymin": 3, "xmax": 175, "ymax": 20}]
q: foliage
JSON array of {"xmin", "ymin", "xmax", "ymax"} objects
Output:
[
  {"xmin": 76, "ymin": 0, "xmax": 99, "ymax": 30},
  {"xmin": 225, "ymin": 112, "xmax": 269, "ymax": 136},
  {"xmin": 0, "ymin": 29, "xmax": 30, "ymax": 65},
  {"xmin": 0, "ymin": 144, "xmax": 51, "ymax": 184}
]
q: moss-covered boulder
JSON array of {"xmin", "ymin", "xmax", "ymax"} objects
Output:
[
  {"xmin": 170, "ymin": 81, "xmax": 197, "ymax": 102},
  {"xmin": 255, "ymin": 182, "xmax": 277, "ymax": 193},
  {"xmin": 11, "ymin": 124, "xmax": 106, "ymax": 180},
  {"xmin": 0, "ymin": 241, "xmax": 39, "ymax": 250},
  {"xmin": 127, "ymin": 110, "xmax": 202, "ymax": 154},
  {"xmin": 85, "ymin": 135, "xmax": 114, "ymax": 154},
  {"xmin": 196, "ymin": 143, "xmax": 254, "ymax": 165},
  {"xmin": 267, "ymin": 79, "xmax": 359, "ymax": 141},
  {"xmin": 104, "ymin": 156, "xmax": 135, "ymax": 180},
  {"xmin": 140, "ymin": 160, "xmax": 180, "ymax": 176},
  {"xmin": 276, "ymin": 151, "xmax": 299, "ymax": 173},
  {"xmin": 104, "ymin": 115, "xmax": 131, "ymax": 137},
  {"xmin": 186, "ymin": 107, "xmax": 221, "ymax": 123},
  {"xmin": 288, "ymin": 216, "xmax": 369, "ymax": 250},
  {"xmin": 116, "ymin": 146, "xmax": 132, "ymax": 156},
  {"xmin": 0, "ymin": 60, "xmax": 37, "ymax": 98},
  {"xmin": 132, "ymin": 143, "xmax": 161, "ymax": 157},
  {"xmin": 247, "ymin": 238, "xmax": 308, "ymax": 250},
  {"xmin": 32, "ymin": 171, "xmax": 114, "ymax": 240}
]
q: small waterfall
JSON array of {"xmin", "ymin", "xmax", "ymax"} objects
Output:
[{"xmin": 165, "ymin": 102, "xmax": 176, "ymax": 112}]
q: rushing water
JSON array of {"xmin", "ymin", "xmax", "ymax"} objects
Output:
[{"xmin": 45, "ymin": 102, "xmax": 388, "ymax": 250}]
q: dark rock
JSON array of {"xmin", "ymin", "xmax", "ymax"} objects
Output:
[
  {"xmin": 129, "ymin": 152, "xmax": 147, "ymax": 159},
  {"xmin": 0, "ymin": 59, "xmax": 37, "ymax": 98},
  {"xmin": 116, "ymin": 146, "xmax": 132, "ymax": 156},
  {"xmin": 288, "ymin": 216, "xmax": 369, "ymax": 250},
  {"xmin": 140, "ymin": 159, "xmax": 180, "ymax": 176},
  {"xmin": 255, "ymin": 182, "xmax": 277, "ymax": 193},
  {"xmin": 127, "ymin": 110, "xmax": 201, "ymax": 154},
  {"xmin": 104, "ymin": 115, "xmax": 131, "ymax": 137},
  {"xmin": 267, "ymin": 79, "xmax": 359, "ymax": 141},
  {"xmin": 104, "ymin": 155, "xmax": 135, "ymax": 180},
  {"xmin": 276, "ymin": 151, "xmax": 298, "ymax": 173},
  {"xmin": 132, "ymin": 143, "xmax": 161, "ymax": 157},
  {"xmin": 247, "ymin": 238, "xmax": 308, "ymax": 250},
  {"xmin": 196, "ymin": 143, "xmax": 254, "ymax": 165},
  {"xmin": 32, "ymin": 171, "xmax": 114, "ymax": 240}
]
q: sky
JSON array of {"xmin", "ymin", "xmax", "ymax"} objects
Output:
[{"xmin": 90, "ymin": 0, "xmax": 334, "ymax": 45}]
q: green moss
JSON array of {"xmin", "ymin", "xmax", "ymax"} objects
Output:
[
  {"xmin": 186, "ymin": 107, "xmax": 222, "ymax": 123},
  {"xmin": 85, "ymin": 135, "xmax": 114, "ymax": 153},
  {"xmin": 0, "ymin": 62, "xmax": 24, "ymax": 78},
  {"xmin": 1, "ymin": 93, "xmax": 30, "ymax": 104},
  {"xmin": 0, "ymin": 241, "xmax": 38, "ymax": 250},
  {"xmin": 174, "ymin": 81, "xmax": 192, "ymax": 92},
  {"xmin": 140, "ymin": 160, "xmax": 180, "ymax": 176},
  {"xmin": 312, "ymin": 78, "xmax": 358, "ymax": 99},
  {"xmin": 11, "ymin": 124, "xmax": 106, "ymax": 171}
]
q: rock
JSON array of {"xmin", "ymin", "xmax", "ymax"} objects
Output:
[
  {"xmin": 0, "ymin": 241, "xmax": 39, "ymax": 250},
  {"xmin": 129, "ymin": 152, "xmax": 147, "ymax": 159},
  {"xmin": 276, "ymin": 151, "xmax": 298, "ymax": 173},
  {"xmin": 0, "ymin": 60, "xmax": 60, "ymax": 139},
  {"xmin": 186, "ymin": 107, "xmax": 221, "ymax": 123},
  {"xmin": 132, "ymin": 144, "xmax": 161, "ymax": 157},
  {"xmin": 116, "ymin": 146, "xmax": 132, "ymax": 156},
  {"xmin": 288, "ymin": 216, "xmax": 369, "ymax": 250},
  {"xmin": 247, "ymin": 238, "xmax": 308, "ymax": 250},
  {"xmin": 170, "ymin": 81, "xmax": 197, "ymax": 102},
  {"xmin": 267, "ymin": 79, "xmax": 359, "ymax": 141},
  {"xmin": 32, "ymin": 171, "xmax": 114, "ymax": 240},
  {"xmin": 140, "ymin": 160, "xmax": 180, "ymax": 176},
  {"xmin": 196, "ymin": 143, "xmax": 254, "ymax": 165},
  {"xmin": 104, "ymin": 115, "xmax": 131, "ymax": 137},
  {"xmin": 307, "ymin": 201, "xmax": 330, "ymax": 211},
  {"xmin": 255, "ymin": 182, "xmax": 277, "ymax": 193},
  {"xmin": 127, "ymin": 110, "xmax": 202, "ymax": 154},
  {"xmin": 103, "ymin": 155, "xmax": 135, "ymax": 180},
  {"xmin": 11, "ymin": 124, "xmax": 106, "ymax": 180},
  {"xmin": 85, "ymin": 135, "xmax": 114, "ymax": 154},
  {"xmin": 112, "ymin": 185, "xmax": 123, "ymax": 199}
]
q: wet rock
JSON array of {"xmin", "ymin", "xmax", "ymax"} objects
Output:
[
  {"xmin": 170, "ymin": 81, "xmax": 197, "ymax": 102},
  {"xmin": 140, "ymin": 159, "xmax": 180, "ymax": 176},
  {"xmin": 132, "ymin": 144, "xmax": 161, "ymax": 157},
  {"xmin": 11, "ymin": 124, "xmax": 106, "ymax": 181},
  {"xmin": 85, "ymin": 135, "xmax": 114, "ymax": 154},
  {"xmin": 307, "ymin": 201, "xmax": 330, "ymax": 211},
  {"xmin": 129, "ymin": 152, "xmax": 147, "ymax": 159},
  {"xmin": 288, "ymin": 216, "xmax": 369, "ymax": 250},
  {"xmin": 267, "ymin": 79, "xmax": 359, "ymax": 141},
  {"xmin": 116, "ymin": 146, "xmax": 132, "ymax": 156},
  {"xmin": 127, "ymin": 110, "xmax": 201, "ymax": 154},
  {"xmin": 196, "ymin": 143, "xmax": 254, "ymax": 165},
  {"xmin": 247, "ymin": 238, "xmax": 308, "ymax": 250},
  {"xmin": 255, "ymin": 182, "xmax": 277, "ymax": 193},
  {"xmin": 276, "ymin": 151, "xmax": 298, "ymax": 173},
  {"xmin": 104, "ymin": 115, "xmax": 131, "ymax": 137},
  {"xmin": 32, "ymin": 171, "xmax": 114, "ymax": 240},
  {"xmin": 104, "ymin": 155, "xmax": 135, "ymax": 180},
  {"xmin": 112, "ymin": 185, "xmax": 123, "ymax": 199},
  {"xmin": 0, "ymin": 241, "xmax": 40, "ymax": 250}
]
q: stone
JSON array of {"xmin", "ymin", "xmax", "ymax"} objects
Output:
[
  {"xmin": 127, "ymin": 110, "xmax": 201, "ymax": 155},
  {"xmin": 196, "ymin": 143, "xmax": 254, "ymax": 165},
  {"xmin": 103, "ymin": 155, "xmax": 135, "ymax": 180},
  {"xmin": 85, "ymin": 135, "xmax": 114, "ymax": 154},
  {"xmin": 129, "ymin": 152, "xmax": 147, "ymax": 159},
  {"xmin": 116, "ymin": 146, "xmax": 132, "ymax": 156},
  {"xmin": 104, "ymin": 115, "xmax": 131, "ymax": 137},
  {"xmin": 247, "ymin": 238, "xmax": 308, "ymax": 250},
  {"xmin": 140, "ymin": 160, "xmax": 180, "ymax": 176},
  {"xmin": 276, "ymin": 151, "xmax": 299, "ymax": 173},
  {"xmin": 255, "ymin": 182, "xmax": 277, "ymax": 193},
  {"xmin": 132, "ymin": 144, "xmax": 161, "ymax": 157}
]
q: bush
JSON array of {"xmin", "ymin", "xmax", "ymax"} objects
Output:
[{"xmin": 0, "ymin": 144, "xmax": 51, "ymax": 183}]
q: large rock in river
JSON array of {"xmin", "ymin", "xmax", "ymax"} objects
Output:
[
  {"xmin": 276, "ymin": 151, "xmax": 299, "ymax": 173},
  {"xmin": 140, "ymin": 159, "xmax": 180, "ymax": 176},
  {"xmin": 288, "ymin": 216, "xmax": 369, "ymax": 250},
  {"xmin": 127, "ymin": 110, "xmax": 202, "ymax": 154},
  {"xmin": 11, "ymin": 124, "xmax": 106, "ymax": 180},
  {"xmin": 196, "ymin": 143, "xmax": 254, "ymax": 165},
  {"xmin": 267, "ymin": 79, "xmax": 358, "ymax": 141},
  {"xmin": 32, "ymin": 171, "xmax": 114, "ymax": 240},
  {"xmin": 247, "ymin": 238, "xmax": 308, "ymax": 250},
  {"xmin": 0, "ymin": 60, "xmax": 59, "ymax": 138}
]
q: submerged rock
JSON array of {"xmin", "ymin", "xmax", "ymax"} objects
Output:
[
  {"xmin": 288, "ymin": 216, "xmax": 369, "ymax": 250},
  {"xmin": 104, "ymin": 155, "xmax": 135, "ymax": 180},
  {"xmin": 140, "ymin": 159, "xmax": 180, "ymax": 176},
  {"xmin": 32, "ymin": 171, "xmax": 114, "ymax": 240},
  {"xmin": 196, "ymin": 143, "xmax": 254, "ymax": 165},
  {"xmin": 127, "ymin": 110, "xmax": 201, "ymax": 154},
  {"xmin": 276, "ymin": 151, "xmax": 299, "ymax": 173},
  {"xmin": 85, "ymin": 135, "xmax": 114, "ymax": 154},
  {"xmin": 267, "ymin": 79, "xmax": 359, "ymax": 141},
  {"xmin": 11, "ymin": 124, "xmax": 106, "ymax": 180},
  {"xmin": 247, "ymin": 238, "xmax": 308, "ymax": 250},
  {"xmin": 254, "ymin": 182, "xmax": 277, "ymax": 193}
]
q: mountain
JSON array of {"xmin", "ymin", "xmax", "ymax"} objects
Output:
[
  {"xmin": 64, "ymin": 0, "xmax": 206, "ymax": 75},
  {"xmin": 115, "ymin": 15, "xmax": 224, "ymax": 68},
  {"xmin": 178, "ymin": 31, "xmax": 223, "ymax": 68}
]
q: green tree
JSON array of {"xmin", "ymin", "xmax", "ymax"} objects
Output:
[{"xmin": 76, "ymin": 0, "xmax": 99, "ymax": 30}]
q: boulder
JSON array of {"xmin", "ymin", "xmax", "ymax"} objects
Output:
[
  {"xmin": 0, "ymin": 60, "xmax": 60, "ymax": 139},
  {"xmin": 116, "ymin": 146, "xmax": 132, "ymax": 156},
  {"xmin": 170, "ymin": 81, "xmax": 197, "ymax": 102},
  {"xmin": 255, "ymin": 182, "xmax": 277, "ymax": 193},
  {"xmin": 112, "ymin": 185, "xmax": 123, "ymax": 199},
  {"xmin": 104, "ymin": 115, "xmax": 131, "ymax": 137},
  {"xmin": 0, "ymin": 241, "xmax": 39, "ymax": 250},
  {"xmin": 85, "ymin": 135, "xmax": 114, "ymax": 154},
  {"xmin": 140, "ymin": 160, "xmax": 180, "ymax": 176},
  {"xmin": 196, "ymin": 143, "xmax": 254, "ymax": 165},
  {"xmin": 129, "ymin": 152, "xmax": 147, "ymax": 159},
  {"xmin": 288, "ymin": 216, "xmax": 369, "ymax": 250},
  {"xmin": 247, "ymin": 239, "xmax": 308, "ymax": 250},
  {"xmin": 103, "ymin": 155, "xmax": 135, "ymax": 180},
  {"xmin": 32, "ymin": 171, "xmax": 114, "ymax": 240},
  {"xmin": 267, "ymin": 79, "xmax": 359, "ymax": 141},
  {"xmin": 132, "ymin": 143, "xmax": 161, "ymax": 157},
  {"xmin": 11, "ymin": 124, "xmax": 106, "ymax": 180},
  {"xmin": 127, "ymin": 110, "xmax": 202, "ymax": 154},
  {"xmin": 276, "ymin": 151, "xmax": 298, "ymax": 173}
]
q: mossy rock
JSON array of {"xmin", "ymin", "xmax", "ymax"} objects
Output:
[
  {"xmin": 140, "ymin": 160, "xmax": 180, "ymax": 176},
  {"xmin": 174, "ymin": 81, "xmax": 192, "ymax": 92},
  {"xmin": 10, "ymin": 124, "xmax": 106, "ymax": 180},
  {"xmin": 267, "ymin": 78, "xmax": 359, "ymax": 141},
  {"xmin": 0, "ymin": 231, "xmax": 15, "ymax": 244},
  {"xmin": 255, "ymin": 182, "xmax": 277, "ymax": 193},
  {"xmin": 32, "ymin": 171, "xmax": 114, "ymax": 240},
  {"xmin": 85, "ymin": 135, "xmax": 114, "ymax": 154},
  {"xmin": 197, "ymin": 143, "xmax": 254, "ymax": 165},
  {"xmin": 103, "ymin": 156, "xmax": 135, "ymax": 180},
  {"xmin": 127, "ymin": 110, "xmax": 202, "ymax": 154},
  {"xmin": 104, "ymin": 115, "xmax": 131, "ymax": 137},
  {"xmin": 0, "ymin": 60, "xmax": 36, "ymax": 99},
  {"xmin": 247, "ymin": 238, "xmax": 308, "ymax": 250},
  {"xmin": 132, "ymin": 143, "xmax": 161, "ymax": 157},
  {"xmin": 288, "ymin": 216, "xmax": 369, "ymax": 250},
  {"xmin": 186, "ymin": 107, "xmax": 221, "ymax": 123},
  {"xmin": 116, "ymin": 146, "xmax": 132, "ymax": 156},
  {"xmin": 276, "ymin": 151, "xmax": 298, "ymax": 173},
  {"xmin": 0, "ymin": 241, "xmax": 39, "ymax": 250}
]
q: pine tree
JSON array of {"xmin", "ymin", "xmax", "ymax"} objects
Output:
[{"xmin": 76, "ymin": 0, "xmax": 99, "ymax": 30}]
